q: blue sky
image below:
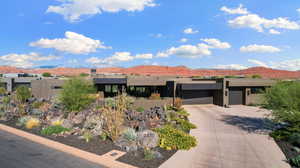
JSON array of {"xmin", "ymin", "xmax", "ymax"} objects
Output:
[{"xmin": 0, "ymin": 0, "xmax": 300, "ymax": 70}]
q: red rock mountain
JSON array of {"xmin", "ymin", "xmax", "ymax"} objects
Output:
[{"xmin": 0, "ymin": 66, "xmax": 299, "ymax": 79}]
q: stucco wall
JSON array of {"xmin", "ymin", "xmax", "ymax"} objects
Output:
[{"xmin": 247, "ymin": 94, "xmax": 265, "ymax": 105}]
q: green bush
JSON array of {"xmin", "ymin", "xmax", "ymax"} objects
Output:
[
  {"xmin": 59, "ymin": 77, "xmax": 96, "ymax": 112},
  {"xmin": 175, "ymin": 118, "xmax": 197, "ymax": 132},
  {"xmin": 79, "ymin": 73, "xmax": 89, "ymax": 77},
  {"xmin": 154, "ymin": 125, "xmax": 197, "ymax": 150},
  {"xmin": 42, "ymin": 72, "xmax": 52, "ymax": 77},
  {"xmin": 16, "ymin": 86, "xmax": 31, "ymax": 103},
  {"xmin": 32, "ymin": 101, "xmax": 44, "ymax": 109},
  {"xmin": 0, "ymin": 87, "xmax": 6, "ymax": 95},
  {"xmin": 289, "ymin": 155, "xmax": 300, "ymax": 167},
  {"xmin": 251, "ymin": 74, "xmax": 262, "ymax": 79},
  {"xmin": 264, "ymin": 81, "xmax": 300, "ymax": 124},
  {"xmin": 136, "ymin": 107, "xmax": 145, "ymax": 113},
  {"xmin": 144, "ymin": 149, "xmax": 155, "ymax": 160},
  {"xmin": 41, "ymin": 125, "xmax": 70, "ymax": 136}
]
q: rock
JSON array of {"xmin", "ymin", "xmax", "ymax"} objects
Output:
[
  {"xmin": 115, "ymin": 137, "xmax": 138, "ymax": 152},
  {"xmin": 62, "ymin": 119, "xmax": 73, "ymax": 129},
  {"xmin": 83, "ymin": 114, "xmax": 103, "ymax": 136},
  {"xmin": 153, "ymin": 151, "xmax": 163, "ymax": 159},
  {"xmin": 68, "ymin": 112, "xmax": 85, "ymax": 124},
  {"xmin": 137, "ymin": 130, "xmax": 159, "ymax": 149}
]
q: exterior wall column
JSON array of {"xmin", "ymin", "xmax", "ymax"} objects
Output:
[{"xmin": 245, "ymin": 88, "xmax": 251, "ymax": 105}]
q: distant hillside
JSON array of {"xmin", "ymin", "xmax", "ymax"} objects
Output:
[{"xmin": 0, "ymin": 65, "xmax": 299, "ymax": 79}]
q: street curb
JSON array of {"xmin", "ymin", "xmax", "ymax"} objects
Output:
[{"xmin": 0, "ymin": 124, "xmax": 138, "ymax": 168}]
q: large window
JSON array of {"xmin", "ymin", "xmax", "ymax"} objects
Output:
[{"xmin": 250, "ymin": 87, "xmax": 265, "ymax": 94}]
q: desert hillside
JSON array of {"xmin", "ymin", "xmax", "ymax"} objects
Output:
[{"xmin": 0, "ymin": 66, "xmax": 299, "ymax": 79}]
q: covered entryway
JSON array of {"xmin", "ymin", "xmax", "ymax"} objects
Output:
[{"xmin": 229, "ymin": 88, "xmax": 244, "ymax": 105}]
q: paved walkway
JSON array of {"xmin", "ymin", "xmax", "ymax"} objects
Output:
[
  {"xmin": 160, "ymin": 105, "xmax": 290, "ymax": 168},
  {"xmin": 0, "ymin": 130, "xmax": 105, "ymax": 168}
]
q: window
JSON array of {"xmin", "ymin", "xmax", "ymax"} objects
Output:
[
  {"xmin": 112, "ymin": 85, "xmax": 118, "ymax": 93},
  {"xmin": 250, "ymin": 87, "xmax": 264, "ymax": 94},
  {"xmin": 105, "ymin": 85, "xmax": 111, "ymax": 92}
]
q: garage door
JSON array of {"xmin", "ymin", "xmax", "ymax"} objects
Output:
[
  {"xmin": 229, "ymin": 88, "xmax": 244, "ymax": 105},
  {"xmin": 181, "ymin": 90, "xmax": 214, "ymax": 105}
]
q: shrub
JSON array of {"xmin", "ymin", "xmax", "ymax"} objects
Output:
[
  {"xmin": 59, "ymin": 77, "xmax": 96, "ymax": 112},
  {"xmin": 83, "ymin": 131, "xmax": 93, "ymax": 143},
  {"xmin": 175, "ymin": 118, "xmax": 197, "ymax": 132},
  {"xmin": 16, "ymin": 86, "xmax": 31, "ymax": 103},
  {"xmin": 177, "ymin": 109, "xmax": 190, "ymax": 118},
  {"xmin": 149, "ymin": 93, "xmax": 160, "ymax": 100},
  {"xmin": 174, "ymin": 98, "xmax": 182, "ymax": 110},
  {"xmin": 251, "ymin": 74, "xmax": 262, "ymax": 79},
  {"xmin": 154, "ymin": 125, "xmax": 197, "ymax": 150},
  {"xmin": 32, "ymin": 101, "xmax": 44, "ymax": 109},
  {"xmin": 42, "ymin": 72, "xmax": 52, "ymax": 77},
  {"xmin": 102, "ymin": 107, "xmax": 124, "ymax": 141},
  {"xmin": 79, "ymin": 73, "xmax": 89, "ymax": 77},
  {"xmin": 51, "ymin": 119, "xmax": 63, "ymax": 126},
  {"xmin": 0, "ymin": 87, "xmax": 6, "ymax": 95},
  {"xmin": 289, "ymin": 155, "xmax": 300, "ymax": 167},
  {"xmin": 288, "ymin": 133, "xmax": 300, "ymax": 147},
  {"xmin": 25, "ymin": 118, "xmax": 40, "ymax": 129},
  {"xmin": 136, "ymin": 107, "xmax": 145, "ymax": 113},
  {"xmin": 123, "ymin": 128, "xmax": 137, "ymax": 142},
  {"xmin": 105, "ymin": 98, "xmax": 116, "ymax": 108},
  {"xmin": 264, "ymin": 81, "xmax": 300, "ymax": 124},
  {"xmin": 41, "ymin": 125, "xmax": 70, "ymax": 136},
  {"xmin": 100, "ymin": 132, "xmax": 108, "ymax": 141},
  {"xmin": 16, "ymin": 116, "xmax": 31, "ymax": 127},
  {"xmin": 144, "ymin": 149, "xmax": 155, "ymax": 160}
]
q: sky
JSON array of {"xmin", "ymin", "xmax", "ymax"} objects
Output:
[{"xmin": 0, "ymin": 0, "xmax": 300, "ymax": 70}]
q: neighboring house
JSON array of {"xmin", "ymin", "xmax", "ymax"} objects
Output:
[{"xmin": 0, "ymin": 77, "xmax": 41, "ymax": 92}]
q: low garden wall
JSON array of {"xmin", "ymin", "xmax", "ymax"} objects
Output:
[{"xmin": 247, "ymin": 94, "xmax": 265, "ymax": 105}]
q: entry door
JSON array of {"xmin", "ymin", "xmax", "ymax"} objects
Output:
[{"xmin": 229, "ymin": 88, "xmax": 244, "ymax": 105}]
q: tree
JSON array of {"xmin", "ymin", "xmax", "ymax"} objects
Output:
[
  {"xmin": 42, "ymin": 72, "xmax": 52, "ymax": 77},
  {"xmin": 59, "ymin": 77, "xmax": 96, "ymax": 112},
  {"xmin": 251, "ymin": 74, "xmax": 262, "ymax": 79},
  {"xmin": 79, "ymin": 73, "xmax": 89, "ymax": 77},
  {"xmin": 16, "ymin": 86, "xmax": 31, "ymax": 103},
  {"xmin": 264, "ymin": 81, "xmax": 300, "ymax": 124}
]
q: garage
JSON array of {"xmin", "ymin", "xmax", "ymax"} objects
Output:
[
  {"xmin": 229, "ymin": 88, "xmax": 244, "ymax": 105},
  {"xmin": 178, "ymin": 83, "xmax": 222, "ymax": 105},
  {"xmin": 181, "ymin": 90, "xmax": 214, "ymax": 104}
]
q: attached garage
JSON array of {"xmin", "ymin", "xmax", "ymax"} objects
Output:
[
  {"xmin": 178, "ymin": 83, "xmax": 222, "ymax": 105},
  {"xmin": 229, "ymin": 88, "xmax": 245, "ymax": 105}
]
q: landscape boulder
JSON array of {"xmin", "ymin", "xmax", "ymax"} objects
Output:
[{"xmin": 137, "ymin": 130, "xmax": 159, "ymax": 149}]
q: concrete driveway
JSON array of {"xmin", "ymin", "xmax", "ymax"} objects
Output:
[
  {"xmin": 0, "ymin": 130, "xmax": 105, "ymax": 168},
  {"xmin": 160, "ymin": 105, "xmax": 290, "ymax": 168}
]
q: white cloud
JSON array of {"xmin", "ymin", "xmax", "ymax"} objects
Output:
[
  {"xmin": 201, "ymin": 38, "xmax": 231, "ymax": 49},
  {"xmin": 157, "ymin": 44, "xmax": 211, "ymax": 59},
  {"xmin": 30, "ymin": 31, "xmax": 111, "ymax": 54},
  {"xmin": 0, "ymin": 52, "xmax": 60, "ymax": 68},
  {"xmin": 240, "ymin": 44, "xmax": 281, "ymax": 53},
  {"xmin": 270, "ymin": 59, "xmax": 300, "ymax": 71},
  {"xmin": 183, "ymin": 28, "xmax": 199, "ymax": 34},
  {"xmin": 157, "ymin": 38, "xmax": 231, "ymax": 58},
  {"xmin": 220, "ymin": 4, "xmax": 249, "ymax": 15},
  {"xmin": 269, "ymin": 29, "xmax": 281, "ymax": 35},
  {"xmin": 86, "ymin": 52, "xmax": 152, "ymax": 66},
  {"xmin": 228, "ymin": 14, "xmax": 300, "ymax": 33},
  {"xmin": 150, "ymin": 33, "xmax": 162, "ymax": 38},
  {"xmin": 214, "ymin": 64, "xmax": 248, "ymax": 70},
  {"xmin": 248, "ymin": 59, "xmax": 269, "ymax": 67},
  {"xmin": 135, "ymin": 53, "xmax": 153, "ymax": 59},
  {"xmin": 47, "ymin": 0, "xmax": 156, "ymax": 22},
  {"xmin": 297, "ymin": 8, "xmax": 300, "ymax": 13},
  {"xmin": 180, "ymin": 38, "xmax": 188, "ymax": 43}
]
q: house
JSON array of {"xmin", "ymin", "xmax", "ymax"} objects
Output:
[{"xmin": 29, "ymin": 74, "xmax": 276, "ymax": 107}]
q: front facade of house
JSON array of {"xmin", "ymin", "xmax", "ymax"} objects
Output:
[{"xmin": 26, "ymin": 75, "xmax": 275, "ymax": 107}]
